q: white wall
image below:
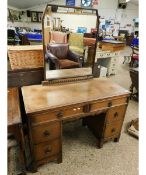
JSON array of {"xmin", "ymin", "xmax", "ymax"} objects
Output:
[{"xmin": 52, "ymin": 13, "xmax": 97, "ymax": 32}]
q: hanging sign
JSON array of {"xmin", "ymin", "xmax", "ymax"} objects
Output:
[{"xmin": 66, "ymin": 0, "xmax": 75, "ymax": 6}]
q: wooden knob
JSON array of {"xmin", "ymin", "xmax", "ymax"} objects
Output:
[
  {"xmin": 43, "ymin": 130, "xmax": 50, "ymax": 136},
  {"xmin": 56, "ymin": 111, "xmax": 63, "ymax": 118},
  {"xmin": 45, "ymin": 147, "xmax": 52, "ymax": 154},
  {"xmin": 114, "ymin": 112, "xmax": 118, "ymax": 118},
  {"xmin": 111, "ymin": 128, "xmax": 116, "ymax": 133},
  {"xmin": 108, "ymin": 101, "xmax": 112, "ymax": 107}
]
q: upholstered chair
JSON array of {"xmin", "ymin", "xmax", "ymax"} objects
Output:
[
  {"xmin": 68, "ymin": 33, "xmax": 85, "ymax": 55},
  {"xmin": 46, "ymin": 43, "xmax": 83, "ymax": 70}
]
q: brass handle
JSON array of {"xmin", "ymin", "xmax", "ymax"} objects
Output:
[
  {"xmin": 56, "ymin": 111, "xmax": 63, "ymax": 118},
  {"xmin": 114, "ymin": 112, "xmax": 118, "ymax": 118},
  {"xmin": 111, "ymin": 128, "xmax": 116, "ymax": 133},
  {"xmin": 43, "ymin": 130, "xmax": 50, "ymax": 136},
  {"xmin": 108, "ymin": 101, "xmax": 112, "ymax": 107},
  {"xmin": 45, "ymin": 147, "xmax": 52, "ymax": 154}
]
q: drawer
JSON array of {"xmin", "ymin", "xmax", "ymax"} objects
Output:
[
  {"xmin": 91, "ymin": 101, "xmax": 109, "ymax": 112},
  {"xmin": 104, "ymin": 121, "xmax": 123, "ymax": 138},
  {"xmin": 31, "ymin": 121, "xmax": 61, "ymax": 144},
  {"xmin": 113, "ymin": 52, "xmax": 120, "ymax": 56},
  {"xmin": 91, "ymin": 97, "xmax": 127, "ymax": 112},
  {"xmin": 106, "ymin": 53, "xmax": 113, "ymax": 57},
  {"xmin": 108, "ymin": 68, "xmax": 116, "ymax": 75},
  {"xmin": 106, "ymin": 105, "xmax": 127, "ymax": 123},
  {"xmin": 96, "ymin": 53, "xmax": 107, "ymax": 58},
  {"xmin": 110, "ymin": 57, "xmax": 117, "ymax": 63},
  {"xmin": 109, "ymin": 63, "xmax": 116, "ymax": 68},
  {"xmin": 34, "ymin": 139, "xmax": 61, "ymax": 161},
  {"xmin": 30, "ymin": 105, "xmax": 84, "ymax": 124}
]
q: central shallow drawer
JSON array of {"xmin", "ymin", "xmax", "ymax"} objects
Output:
[
  {"xmin": 34, "ymin": 139, "xmax": 61, "ymax": 161},
  {"xmin": 31, "ymin": 121, "xmax": 61, "ymax": 144}
]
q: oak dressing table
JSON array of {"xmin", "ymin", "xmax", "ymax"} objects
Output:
[
  {"xmin": 21, "ymin": 78, "xmax": 130, "ymax": 170},
  {"xmin": 21, "ymin": 4, "xmax": 130, "ymax": 171}
]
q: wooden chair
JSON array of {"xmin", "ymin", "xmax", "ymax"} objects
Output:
[
  {"xmin": 130, "ymin": 46, "xmax": 139, "ymax": 67},
  {"xmin": 129, "ymin": 68, "xmax": 139, "ymax": 100}
]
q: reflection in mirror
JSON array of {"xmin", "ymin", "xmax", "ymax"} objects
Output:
[{"xmin": 42, "ymin": 5, "xmax": 99, "ymax": 80}]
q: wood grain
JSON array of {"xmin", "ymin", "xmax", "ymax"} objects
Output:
[{"xmin": 22, "ymin": 78, "xmax": 130, "ymax": 114}]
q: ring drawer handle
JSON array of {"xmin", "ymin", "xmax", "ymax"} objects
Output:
[
  {"xmin": 111, "ymin": 128, "xmax": 116, "ymax": 133},
  {"xmin": 108, "ymin": 101, "xmax": 112, "ymax": 107},
  {"xmin": 56, "ymin": 111, "xmax": 63, "ymax": 118},
  {"xmin": 114, "ymin": 112, "xmax": 118, "ymax": 118},
  {"xmin": 45, "ymin": 147, "xmax": 52, "ymax": 154},
  {"xmin": 43, "ymin": 130, "xmax": 50, "ymax": 136}
]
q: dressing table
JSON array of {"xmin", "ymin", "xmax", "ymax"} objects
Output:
[
  {"xmin": 20, "ymin": 5, "xmax": 130, "ymax": 171},
  {"xmin": 22, "ymin": 78, "xmax": 130, "ymax": 170}
]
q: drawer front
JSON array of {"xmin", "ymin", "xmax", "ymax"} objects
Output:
[
  {"xmin": 109, "ymin": 62, "xmax": 116, "ymax": 68},
  {"xmin": 110, "ymin": 57, "xmax": 117, "ymax": 63},
  {"xmin": 106, "ymin": 53, "xmax": 113, "ymax": 57},
  {"xmin": 104, "ymin": 121, "xmax": 123, "ymax": 138},
  {"xmin": 31, "ymin": 122, "xmax": 61, "ymax": 144},
  {"xmin": 91, "ymin": 101, "xmax": 109, "ymax": 112},
  {"xmin": 30, "ymin": 105, "xmax": 84, "ymax": 124},
  {"xmin": 113, "ymin": 52, "xmax": 120, "ymax": 56},
  {"xmin": 30, "ymin": 111, "xmax": 59, "ymax": 124},
  {"xmin": 108, "ymin": 68, "xmax": 116, "ymax": 75},
  {"xmin": 91, "ymin": 97, "xmax": 127, "ymax": 112},
  {"xmin": 96, "ymin": 53, "xmax": 107, "ymax": 58},
  {"xmin": 34, "ymin": 139, "xmax": 61, "ymax": 161},
  {"xmin": 106, "ymin": 105, "xmax": 127, "ymax": 123}
]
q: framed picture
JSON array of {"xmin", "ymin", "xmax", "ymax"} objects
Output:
[
  {"xmin": 38, "ymin": 12, "xmax": 43, "ymax": 22},
  {"xmin": 81, "ymin": 0, "xmax": 92, "ymax": 7},
  {"xmin": 31, "ymin": 12, "xmax": 38, "ymax": 22},
  {"xmin": 66, "ymin": 0, "xmax": 75, "ymax": 6}
]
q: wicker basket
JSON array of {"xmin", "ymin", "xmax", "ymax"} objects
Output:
[{"xmin": 8, "ymin": 45, "xmax": 44, "ymax": 70}]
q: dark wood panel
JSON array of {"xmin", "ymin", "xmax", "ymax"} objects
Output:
[{"xmin": 8, "ymin": 68, "xmax": 44, "ymax": 88}]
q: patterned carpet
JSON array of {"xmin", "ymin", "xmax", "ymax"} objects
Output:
[{"xmin": 8, "ymin": 46, "xmax": 138, "ymax": 175}]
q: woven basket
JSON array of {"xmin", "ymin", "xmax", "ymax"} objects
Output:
[{"xmin": 8, "ymin": 46, "xmax": 44, "ymax": 70}]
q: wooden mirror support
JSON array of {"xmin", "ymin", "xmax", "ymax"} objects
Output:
[{"xmin": 41, "ymin": 4, "xmax": 99, "ymax": 84}]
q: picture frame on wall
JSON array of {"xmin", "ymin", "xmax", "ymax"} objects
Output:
[
  {"xmin": 38, "ymin": 12, "xmax": 43, "ymax": 22},
  {"xmin": 31, "ymin": 12, "xmax": 38, "ymax": 22},
  {"xmin": 66, "ymin": 0, "xmax": 75, "ymax": 6}
]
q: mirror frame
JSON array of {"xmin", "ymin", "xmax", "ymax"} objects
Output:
[{"xmin": 42, "ymin": 4, "xmax": 99, "ymax": 81}]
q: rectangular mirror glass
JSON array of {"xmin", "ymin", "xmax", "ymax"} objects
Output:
[{"xmin": 42, "ymin": 5, "xmax": 99, "ymax": 81}]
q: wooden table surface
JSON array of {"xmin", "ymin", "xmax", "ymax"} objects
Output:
[
  {"xmin": 22, "ymin": 78, "xmax": 130, "ymax": 114},
  {"xmin": 8, "ymin": 88, "xmax": 21, "ymax": 126}
]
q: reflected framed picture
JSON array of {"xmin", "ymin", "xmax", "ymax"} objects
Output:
[
  {"xmin": 66, "ymin": 0, "xmax": 75, "ymax": 6},
  {"xmin": 31, "ymin": 12, "xmax": 38, "ymax": 22},
  {"xmin": 38, "ymin": 12, "xmax": 43, "ymax": 22}
]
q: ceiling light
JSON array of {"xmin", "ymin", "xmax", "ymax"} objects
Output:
[{"xmin": 126, "ymin": 0, "xmax": 130, "ymax": 2}]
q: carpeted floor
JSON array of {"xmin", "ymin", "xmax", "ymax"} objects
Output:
[{"xmin": 9, "ymin": 46, "xmax": 138, "ymax": 175}]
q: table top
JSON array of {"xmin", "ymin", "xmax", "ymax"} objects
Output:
[
  {"xmin": 22, "ymin": 78, "xmax": 130, "ymax": 114},
  {"xmin": 8, "ymin": 88, "xmax": 21, "ymax": 126}
]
